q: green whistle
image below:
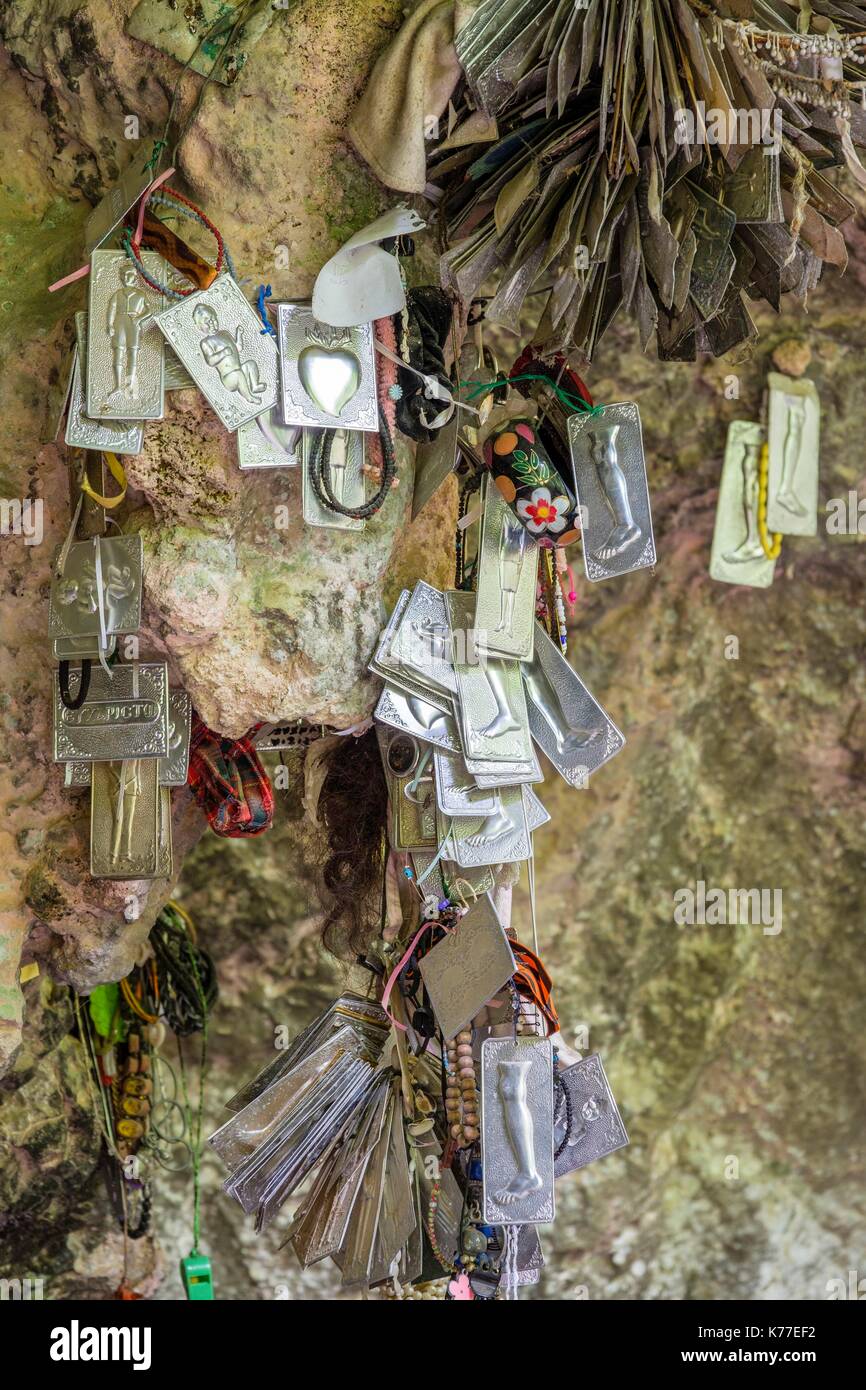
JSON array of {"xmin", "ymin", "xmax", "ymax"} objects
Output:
[{"xmin": 180, "ymin": 1252, "xmax": 214, "ymax": 1300}]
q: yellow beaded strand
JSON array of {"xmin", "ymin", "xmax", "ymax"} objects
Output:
[{"xmin": 757, "ymin": 442, "xmax": 783, "ymax": 561}]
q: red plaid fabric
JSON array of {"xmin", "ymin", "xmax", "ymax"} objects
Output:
[{"xmin": 187, "ymin": 716, "xmax": 274, "ymax": 837}]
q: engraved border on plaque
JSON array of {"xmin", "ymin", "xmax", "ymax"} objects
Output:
[{"xmin": 65, "ymin": 317, "xmax": 144, "ymax": 455}]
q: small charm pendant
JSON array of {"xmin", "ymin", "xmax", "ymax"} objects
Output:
[
  {"xmin": 474, "ymin": 475, "xmax": 539, "ymax": 662},
  {"xmin": 302, "ymin": 429, "xmax": 366, "ymax": 530},
  {"xmin": 87, "ymin": 250, "xmax": 165, "ymax": 421},
  {"xmin": 765, "ymin": 372, "xmax": 820, "ymax": 537},
  {"xmin": 155, "ymin": 274, "xmax": 279, "ymax": 430},
  {"xmin": 90, "ymin": 758, "xmax": 161, "ymax": 879},
  {"xmin": 66, "ymin": 315, "xmax": 144, "ymax": 454},
  {"xmin": 237, "ymin": 409, "xmax": 301, "ymax": 469},
  {"xmin": 419, "ymin": 893, "xmax": 515, "ymax": 1041},
  {"xmin": 484, "ymin": 418, "xmax": 581, "ymax": 547},
  {"xmin": 554, "ymin": 1053, "xmax": 629, "ymax": 1178},
  {"xmin": 53, "ymin": 662, "xmax": 170, "ymax": 763},
  {"xmin": 568, "ymin": 402, "xmax": 656, "ymax": 581},
  {"xmin": 709, "ymin": 421, "xmax": 776, "ymax": 588},
  {"xmin": 277, "ymin": 302, "xmax": 378, "ymax": 432},
  {"xmin": 481, "ymin": 1036, "xmax": 555, "ymax": 1226},
  {"xmin": 522, "ymin": 622, "xmax": 624, "ymax": 786},
  {"xmin": 445, "ymin": 589, "xmax": 533, "ymax": 767},
  {"xmin": 49, "ymin": 535, "xmax": 143, "ymax": 643}
]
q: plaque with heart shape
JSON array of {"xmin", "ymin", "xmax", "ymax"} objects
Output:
[{"xmin": 276, "ymin": 301, "xmax": 378, "ymax": 431}]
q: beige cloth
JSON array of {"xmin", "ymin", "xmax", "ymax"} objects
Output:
[{"xmin": 348, "ymin": 0, "xmax": 479, "ymax": 194}]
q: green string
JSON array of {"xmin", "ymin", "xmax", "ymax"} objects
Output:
[
  {"xmin": 460, "ymin": 372, "xmax": 605, "ymax": 415},
  {"xmin": 142, "ymin": 139, "xmax": 167, "ymax": 176}
]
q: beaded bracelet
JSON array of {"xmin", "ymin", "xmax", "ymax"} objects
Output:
[{"xmin": 122, "ymin": 187, "xmax": 236, "ymax": 299}]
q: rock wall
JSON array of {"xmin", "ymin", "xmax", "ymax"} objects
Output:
[{"xmin": 1, "ymin": 0, "xmax": 865, "ymax": 1302}]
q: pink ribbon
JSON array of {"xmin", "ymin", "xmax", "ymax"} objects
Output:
[
  {"xmin": 380, "ymin": 920, "xmax": 438, "ymax": 1032},
  {"xmin": 48, "ymin": 165, "xmax": 176, "ymax": 293}
]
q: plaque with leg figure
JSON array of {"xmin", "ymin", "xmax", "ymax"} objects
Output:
[
  {"xmin": 481, "ymin": 1036, "xmax": 555, "ymax": 1225},
  {"xmin": 765, "ymin": 372, "xmax": 820, "ymax": 537},
  {"xmin": 709, "ymin": 421, "xmax": 776, "ymax": 588},
  {"xmin": 568, "ymin": 402, "xmax": 656, "ymax": 581}
]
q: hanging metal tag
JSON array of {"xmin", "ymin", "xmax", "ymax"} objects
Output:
[
  {"xmin": 369, "ymin": 590, "xmax": 453, "ymax": 716},
  {"xmin": 446, "ymin": 589, "xmax": 533, "ymax": 766},
  {"xmin": 87, "ymin": 250, "xmax": 165, "ymax": 421},
  {"xmin": 277, "ymin": 301, "xmax": 378, "ymax": 432},
  {"xmin": 765, "ymin": 372, "xmax": 820, "ymax": 536},
  {"xmin": 411, "ymin": 411, "xmax": 459, "ymax": 520},
  {"xmin": 481, "ymin": 1036, "xmax": 555, "ymax": 1226},
  {"xmin": 474, "ymin": 475, "xmax": 539, "ymax": 662},
  {"xmin": 709, "ymin": 421, "xmax": 775, "ymax": 587},
  {"xmin": 53, "ymin": 662, "xmax": 170, "ymax": 763},
  {"xmin": 66, "ymin": 315, "xmax": 144, "ymax": 454},
  {"xmin": 568, "ymin": 402, "xmax": 656, "ymax": 582},
  {"xmin": 434, "ymin": 750, "xmax": 501, "ymax": 818},
  {"xmin": 49, "ymin": 535, "xmax": 143, "ymax": 642},
  {"xmin": 390, "ymin": 581, "xmax": 458, "ymax": 699},
  {"xmin": 154, "ymin": 274, "xmax": 278, "ymax": 430},
  {"xmin": 302, "ymin": 429, "xmax": 366, "ymax": 530},
  {"xmin": 522, "ymin": 623, "xmax": 624, "ymax": 786},
  {"xmin": 374, "ymin": 685, "xmax": 462, "ymax": 756},
  {"xmin": 237, "ymin": 409, "xmax": 302, "ymax": 470},
  {"xmin": 160, "ymin": 689, "xmax": 192, "ymax": 786},
  {"xmin": 90, "ymin": 757, "xmax": 161, "ymax": 879},
  {"xmin": 419, "ymin": 893, "xmax": 515, "ymax": 1040},
  {"xmin": 554, "ymin": 1054, "xmax": 629, "ymax": 1178},
  {"xmin": 84, "ymin": 161, "xmax": 155, "ymax": 255},
  {"xmin": 446, "ymin": 785, "xmax": 531, "ymax": 868}
]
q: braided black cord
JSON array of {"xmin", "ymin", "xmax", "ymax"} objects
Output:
[{"xmin": 309, "ymin": 419, "xmax": 397, "ymax": 521}]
